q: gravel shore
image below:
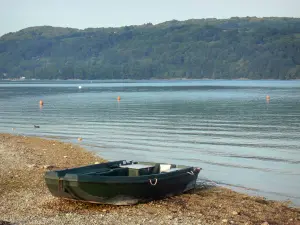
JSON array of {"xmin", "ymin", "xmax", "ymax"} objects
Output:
[{"xmin": 0, "ymin": 133, "xmax": 299, "ymax": 225}]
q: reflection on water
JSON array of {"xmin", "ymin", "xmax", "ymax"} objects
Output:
[{"xmin": 0, "ymin": 80, "xmax": 300, "ymax": 205}]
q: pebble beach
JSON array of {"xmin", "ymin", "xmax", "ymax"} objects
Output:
[{"xmin": 0, "ymin": 133, "xmax": 299, "ymax": 225}]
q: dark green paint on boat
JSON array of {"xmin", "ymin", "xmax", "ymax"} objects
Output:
[{"xmin": 44, "ymin": 160, "xmax": 201, "ymax": 205}]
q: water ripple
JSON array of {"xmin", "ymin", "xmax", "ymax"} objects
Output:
[{"xmin": 0, "ymin": 80, "xmax": 300, "ymax": 205}]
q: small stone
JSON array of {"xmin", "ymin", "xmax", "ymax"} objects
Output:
[
  {"xmin": 94, "ymin": 162, "xmax": 100, "ymax": 164},
  {"xmin": 102, "ymin": 209, "xmax": 107, "ymax": 212},
  {"xmin": 53, "ymin": 144, "xmax": 55, "ymax": 146},
  {"xmin": 27, "ymin": 164, "xmax": 37, "ymax": 168},
  {"xmin": 222, "ymin": 219, "xmax": 228, "ymax": 223},
  {"xmin": 63, "ymin": 155, "xmax": 67, "ymax": 158},
  {"xmin": 43, "ymin": 165, "xmax": 55, "ymax": 169},
  {"xmin": 230, "ymin": 221, "xmax": 234, "ymax": 224},
  {"xmin": 232, "ymin": 211, "xmax": 238, "ymax": 215},
  {"xmin": 167, "ymin": 215, "xmax": 173, "ymax": 220},
  {"xmin": 261, "ymin": 222, "xmax": 269, "ymax": 225}
]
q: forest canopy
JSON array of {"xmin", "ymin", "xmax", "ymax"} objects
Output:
[{"xmin": 1, "ymin": 17, "xmax": 300, "ymax": 80}]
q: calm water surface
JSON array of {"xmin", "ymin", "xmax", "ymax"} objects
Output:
[{"xmin": 0, "ymin": 80, "xmax": 299, "ymax": 205}]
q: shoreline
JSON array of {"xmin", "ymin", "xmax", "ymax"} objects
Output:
[
  {"xmin": 0, "ymin": 133, "xmax": 299, "ymax": 225},
  {"xmin": 2, "ymin": 78, "xmax": 300, "ymax": 82}
]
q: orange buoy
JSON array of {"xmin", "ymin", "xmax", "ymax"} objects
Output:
[
  {"xmin": 117, "ymin": 96, "xmax": 121, "ymax": 101},
  {"xmin": 266, "ymin": 95, "xmax": 270, "ymax": 104},
  {"xmin": 39, "ymin": 100, "xmax": 44, "ymax": 106}
]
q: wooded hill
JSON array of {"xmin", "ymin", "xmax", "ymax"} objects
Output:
[{"xmin": 1, "ymin": 17, "xmax": 300, "ymax": 80}]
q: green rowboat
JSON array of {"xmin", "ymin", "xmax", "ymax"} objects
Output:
[{"xmin": 44, "ymin": 160, "xmax": 201, "ymax": 205}]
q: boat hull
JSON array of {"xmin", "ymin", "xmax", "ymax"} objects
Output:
[{"xmin": 45, "ymin": 160, "xmax": 200, "ymax": 205}]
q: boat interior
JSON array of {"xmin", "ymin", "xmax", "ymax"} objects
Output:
[{"xmin": 83, "ymin": 161, "xmax": 181, "ymax": 177}]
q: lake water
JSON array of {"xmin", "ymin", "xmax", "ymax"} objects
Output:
[{"xmin": 0, "ymin": 80, "xmax": 300, "ymax": 205}]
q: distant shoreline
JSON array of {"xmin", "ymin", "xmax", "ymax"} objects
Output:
[{"xmin": 2, "ymin": 78, "xmax": 300, "ymax": 82}]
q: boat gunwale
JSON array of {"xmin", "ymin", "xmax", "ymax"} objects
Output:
[{"xmin": 60, "ymin": 167, "xmax": 199, "ymax": 184}]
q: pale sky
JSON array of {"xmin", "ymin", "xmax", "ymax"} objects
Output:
[{"xmin": 0, "ymin": 0, "xmax": 299, "ymax": 36}]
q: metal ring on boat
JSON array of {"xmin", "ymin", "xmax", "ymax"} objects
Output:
[
  {"xmin": 149, "ymin": 178, "xmax": 158, "ymax": 186},
  {"xmin": 187, "ymin": 171, "xmax": 194, "ymax": 175}
]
